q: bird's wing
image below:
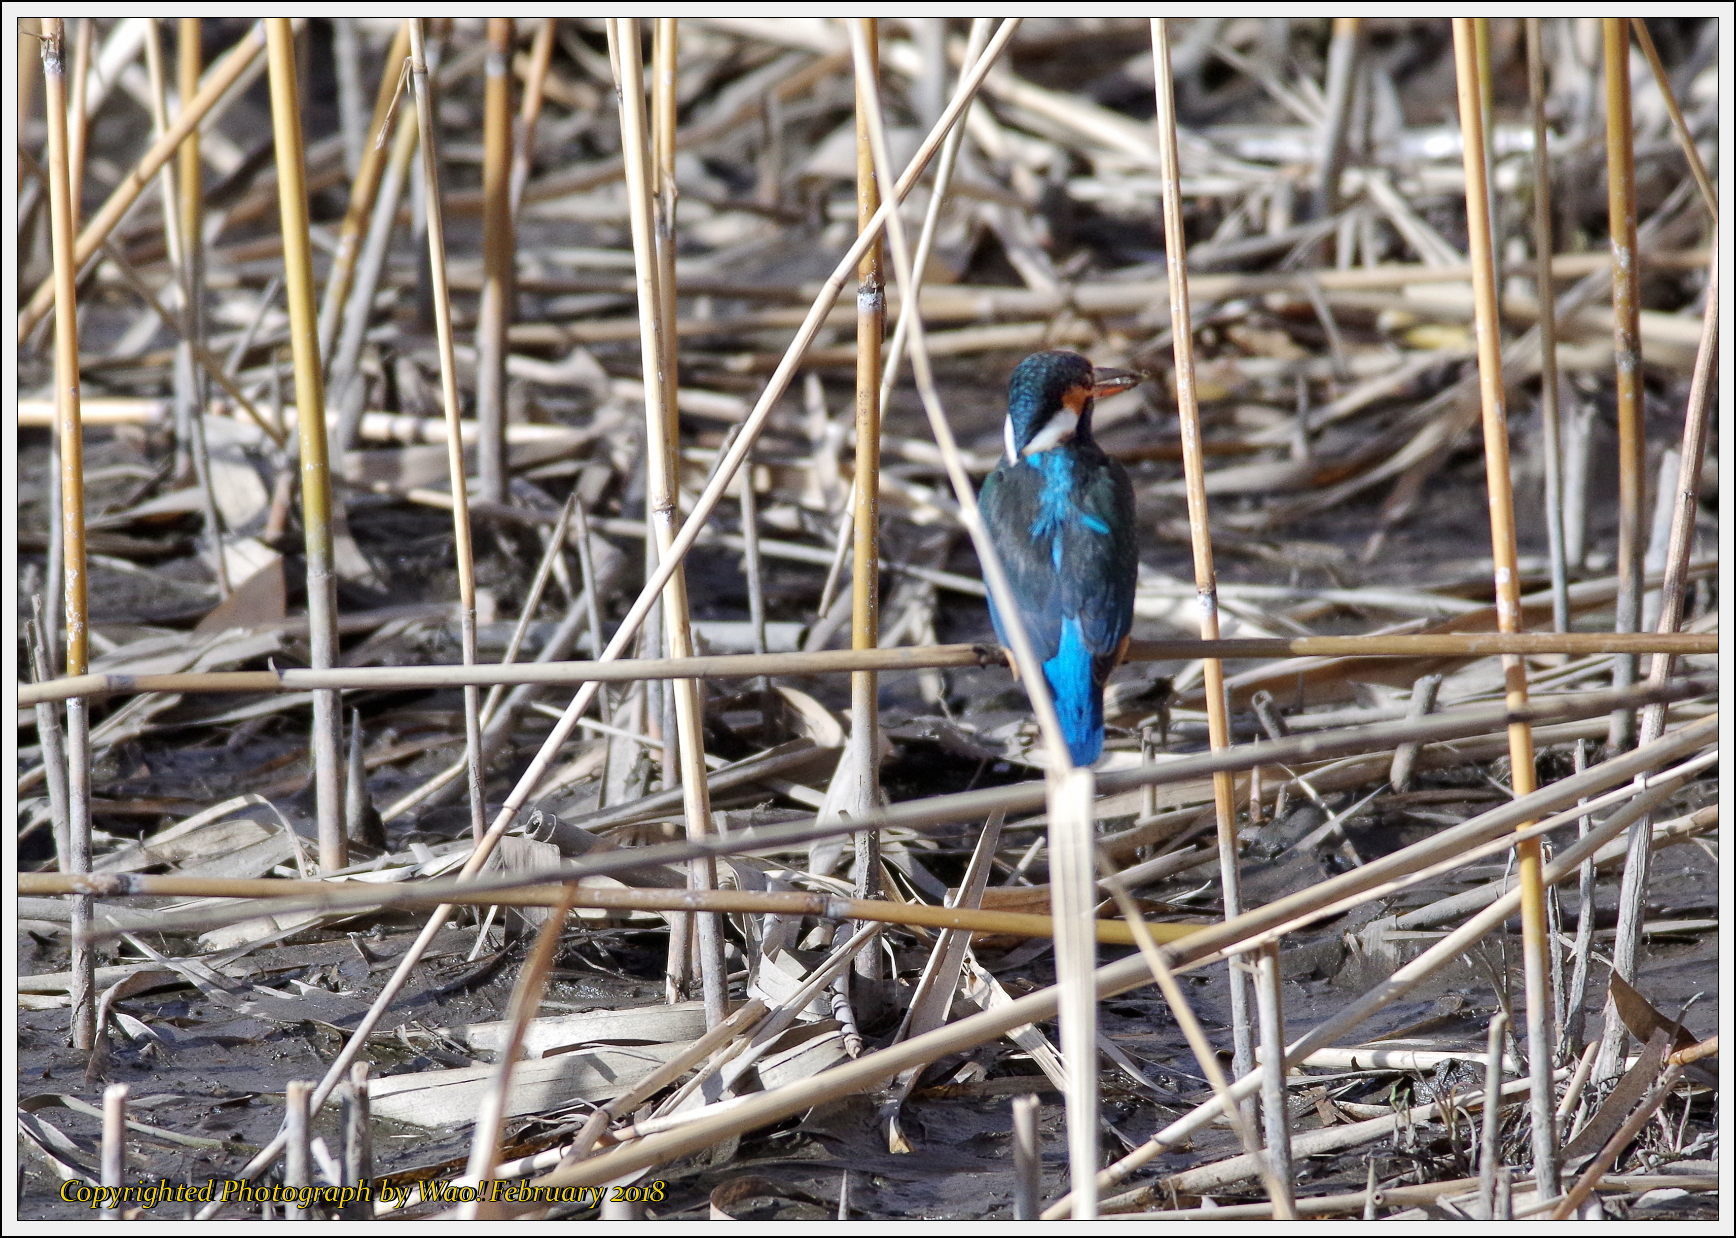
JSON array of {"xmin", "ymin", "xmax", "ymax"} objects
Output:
[
  {"xmin": 978, "ymin": 464, "xmax": 1064, "ymax": 662},
  {"xmin": 1061, "ymin": 457, "xmax": 1138, "ymax": 668}
]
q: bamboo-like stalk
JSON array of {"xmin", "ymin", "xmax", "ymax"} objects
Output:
[
  {"xmin": 406, "ymin": 18, "xmax": 489, "ymax": 848},
  {"xmin": 340, "ymin": 1064, "xmax": 373, "ymax": 1219},
  {"xmin": 18, "ymin": 629, "xmax": 1715, "ymax": 708},
  {"xmin": 846, "ymin": 15, "xmax": 886, "ymax": 930},
  {"xmin": 1253, "ymin": 942, "xmax": 1294, "ymax": 1216},
  {"xmin": 1450, "ymin": 18, "xmax": 1558, "ymax": 1200},
  {"xmin": 1151, "ymin": 15, "xmax": 1254, "ymax": 1100},
  {"xmin": 1594, "ymin": 254, "xmax": 1718, "ymax": 1087},
  {"xmin": 476, "ymin": 17, "xmax": 514, "ymax": 505},
  {"xmin": 40, "ymin": 16, "xmax": 97, "ymax": 1053},
  {"xmin": 1526, "ymin": 19, "xmax": 1570, "ymax": 634},
  {"xmin": 1602, "ymin": 17, "xmax": 1645, "ymax": 752},
  {"xmin": 66, "ymin": 17, "xmax": 91, "ymax": 228},
  {"xmin": 284, "ymin": 1080, "xmax": 311, "ymax": 1190},
  {"xmin": 316, "ymin": 21, "xmax": 410, "ymax": 366},
  {"xmin": 611, "ymin": 16, "xmax": 729, "ymax": 1029},
  {"xmin": 1313, "ymin": 17, "xmax": 1361, "ymax": 219},
  {"xmin": 266, "ymin": 18, "xmax": 346, "ymax": 873},
  {"xmin": 1478, "ymin": 1011, "xmax": 1510, "ymax": 1220},
  {"xmin": 19, "ymin": 20, "xmax": 275, "ymax": 343}
]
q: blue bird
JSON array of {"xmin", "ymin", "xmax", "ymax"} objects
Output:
[{"xmin": 979, "ymin": 351, "xmax": 1140, "ymax": 767}]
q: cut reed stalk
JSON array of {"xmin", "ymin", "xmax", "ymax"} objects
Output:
[
  {"xmin": 1602, "ymin": 17, "xmax": 1645, "ymax": 751},
  {"xmin": 1525, "ymin": 19, "xmax": 1570, "ymax": 634},
  {"xmin": 1451, "ymin": 18, "xmax": 1558, "ymax": 1199},
  {"xmin": 406, "ymin": 18, "xmax": 488, "ymax": 847},
  {"xmin": 19, "ymin": 20, "xmax": 276, "ymax": 343},
  {"xmin": 100, "ymin": 1083, "xmax": 127, "ymax": 1218},
  {"xmin": 1151, "ymin": 15, "xmax": 1253, "ymax": 1099},
  {"xmin": 266, "ymin": 18, "xmax": 346, "ymax": 872},
  {"xmin": 40, "ymin": 16, "xmax": 97, "ymax": 1052},
  {"xmin": 611, "ymin": 15, "xmax": 729, "ymax": 1029},
  {"xmin": 476, "ymin": 17, "xmax": 514, "ymax": 505}
]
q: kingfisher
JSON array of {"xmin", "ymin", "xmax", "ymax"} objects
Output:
[{"xmin": 979, "ymin": 350, "xmax": 1140, "ymax": 767}]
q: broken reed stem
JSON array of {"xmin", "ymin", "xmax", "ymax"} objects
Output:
[
  {"xmin": 316, "ymin": 20, "xmax": 409, "ymax": 367},
  {"xmin": 1525, "ymin": 19, "xmax": 1569, "ymax": 635},
  {"xmin": 1450, "ymin": 19, "xmax": 1557, "ymax": 1199},
  {"xmin": 1596, "ymin": 254, "xmax": 1718, "ymax": 1086},
  {"xmin": 18, "ymin": 630, "xmax": 1716, "ymax": 708},
  {"xmin": 40, "ymin": 16, "xmax": 97, "ymax": 1053},
  {"xmin": 611, "ymin": 15, "xmax": 728, "ymax": 1029},
  {"xmin": 267, "ymin": 18, "xmax": 346, "ymax": 873},
  {"xmin": 1603, "ymin": 16, "xmax": 1645, "ymax": 752},
  {"xmin": 406, "ymin": 17, "xmax": 488, "ymax": 847},
  {"xmin": 1478, "ymin": 1010, "xmax": 1510, "ymax": 1219},
  {"xmin": 848, "ymin": 15, "xmax": 886, "ymax": 921},
  {"xmin": 1151, "ymin": 14, "xmax": 1253, "ymax": 1099},
  {"xmin": 100, "ymin": 1083, "xmax": 128, "ymax": 1218},
  {"xmin": 19, "ymin": 20, "xmax": 275, "ymax": 343},
  {"xmin": 476, "ymin": 17, "xmax": 514, "ymax": 506}
]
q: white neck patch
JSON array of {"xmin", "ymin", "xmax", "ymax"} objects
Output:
[{"xmin": 1019, "ymin": 409, "xmax": 1079, "ymax": 458}]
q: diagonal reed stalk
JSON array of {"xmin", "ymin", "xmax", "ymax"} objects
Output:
[
  {"xmin": 406, "ymin": 18, "xmax": 488, "ymax": 848},
  {"xmin": 1450, "ymin": 18, "xmax": 1558, "ymax": 1200},
  {"xmin": 1150, "ymin": 14, "xmax": 1255, "ymax": 1116},
  {"xmin": 610, "ymin": 15, "xmax": 729, "ymax": 1028},
  {"xmin": 267, "ymin": 18, "xmax": 346, "ymax": 873},
  {"xmin": 1602, "ymin": 17, "xmax": 1645, "ymax": 752},
  {"xmin": 40, "ymin": 16, "xmax": 98, "ymax": 1051}
]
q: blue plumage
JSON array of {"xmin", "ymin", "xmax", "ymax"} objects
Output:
[{"xmin": 979, "ymin": 351, "xmax": 1139, "ymax": 767}]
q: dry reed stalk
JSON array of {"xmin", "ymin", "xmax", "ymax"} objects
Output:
[
  {"xmin": 406, "ymin": 18, "xmax": 488, "ymax": 847},
  {"xmin": 1551, "ymin": 1063, "xmax": 1685, "ymax": 1218},
  {"xmin": 283, "ymin": 1081, "xmax": 310, "ymax": 1191},
  {"xmin": 340, "ymin": 1064, "xmax": 373, "ymax": 1219},
  {"xmin": 843, "ymin": 15, "xmax": 887, "ymax": 921},
  {"xmin": 315, "ymin": 21, "xmax": 409, "ymax": 364},
  {"xmin": 476, "ymin": 17, "xmax": 514, "ymax": 505},
  {"xmin": 1526, "ymin": 19, "xmax": 1570, "ymax": 634},
  {"xmin": 100, "ymin": 1083, "xmax": 127, "ymax": 1218},
  {"xmin": 1451, "ymin": 18, "xmax": 1558, "ymax": 1198},
  {"xmin": 1313, "ymin": 17, "xmax": 1361, "ymax": 218},
  {"xmin": 1012, "ymin": 1093, "xmax": 1040, "ymax": 1219},
  {"xmin": 64, "ymin": 19, "xmax": 91, "ymax": 229},
  {"xmin": 1594, "ymin": 254, "xmax": 1718, "ymax": 1087},
  {"xmin": 40, "ymin": 16, "xmax": 97, "ymax": 1052},
  {"xmin": 19, "ymin": 20, "xmax": 276, "ymax": 343},
  {"xmin": 1479, "ymin": 1010, "xmax": 1511, "ymax": 1219},
  {"xmin": 266, "ymin": 18, "xmax": 346, "ymax": 873},
  {"xmin": 1151, "ymin": 15, "xmax": 1253, "ymax": 1102},
  {"xmin": 610, "ymin": 15, "xmax": 728, "ymax": 1028},
  {"xmin": 1602, "ymin": 17, "xmax": 1645, "ymax": 751}
]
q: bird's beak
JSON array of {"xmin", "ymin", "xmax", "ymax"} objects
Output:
[{"xmin": 1090, "ymin": 367, "xmax": 1141, "ymax": 399}]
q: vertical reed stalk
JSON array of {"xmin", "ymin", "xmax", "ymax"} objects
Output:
[
  {"xmin": 476, "ymin": 17, "xmax": 514, "ymax": 505},
  {"xmin": 66, "ymin": 18, "xmax": 91, "ymax": 228},
  {"xmin": 847, "ymin": 17, "xmax": 887, "ymax": 923},
  {"xmin": 317, "ymin": 21, "xmax": 410, "ymax": 366},
  {"xmin": 1314, "ymin": 17, "xmax": 1361, "ymax": 219},
  {"xmin": 100, "ymin": 1083, "xmax": 128, "ymax": 1218},
  {"xmin": 41, "ymin": 17, "xmax": 97, "ymax": 1052},
  {"xmin": 1254, "ymin": 943, "xmax": 1294, "ymax": 1215},
  {"xmin": 613, "ymin": 16, "xmax": 729, "ymax": 1028},
  {"xmin": 1450, "ymin": 18, "xmax": 1558, "ymax": 1199},
  {"xmin": 406, "ymin": 18, "xmax": 489, "ymax": 847},
  {"xmin": 1602, "ymin": 17, "xmax": 1644, "ymax": 750},
  {"xmin": 1526, "ymin": 19, "xmax": 1570, "ymax": 634},
  {"xmin": 1478, "ymin": 1011, "xmax": 1510, "ymax": 1219},
  {"xmin": 266, "ymin": 18, "xmax": 347, "ymax": 872},
  {"xmin": 1150, "ymin": 16, "xmax": 1253, "ymax": 1096}
]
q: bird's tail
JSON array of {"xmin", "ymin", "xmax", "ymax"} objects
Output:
[{"xmin": 1043, "ymin": 617, "xmax": 1105, "ymax": 766}]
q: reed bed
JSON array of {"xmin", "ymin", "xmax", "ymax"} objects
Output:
[{"xmin": 13, "ymin": 17, "xmax": 1720, "ymax": 1222}]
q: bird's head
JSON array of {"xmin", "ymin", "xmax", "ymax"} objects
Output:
[{"xmin": 1003, "ymin": 350, "xmax": 1140, "ymax": 462}]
